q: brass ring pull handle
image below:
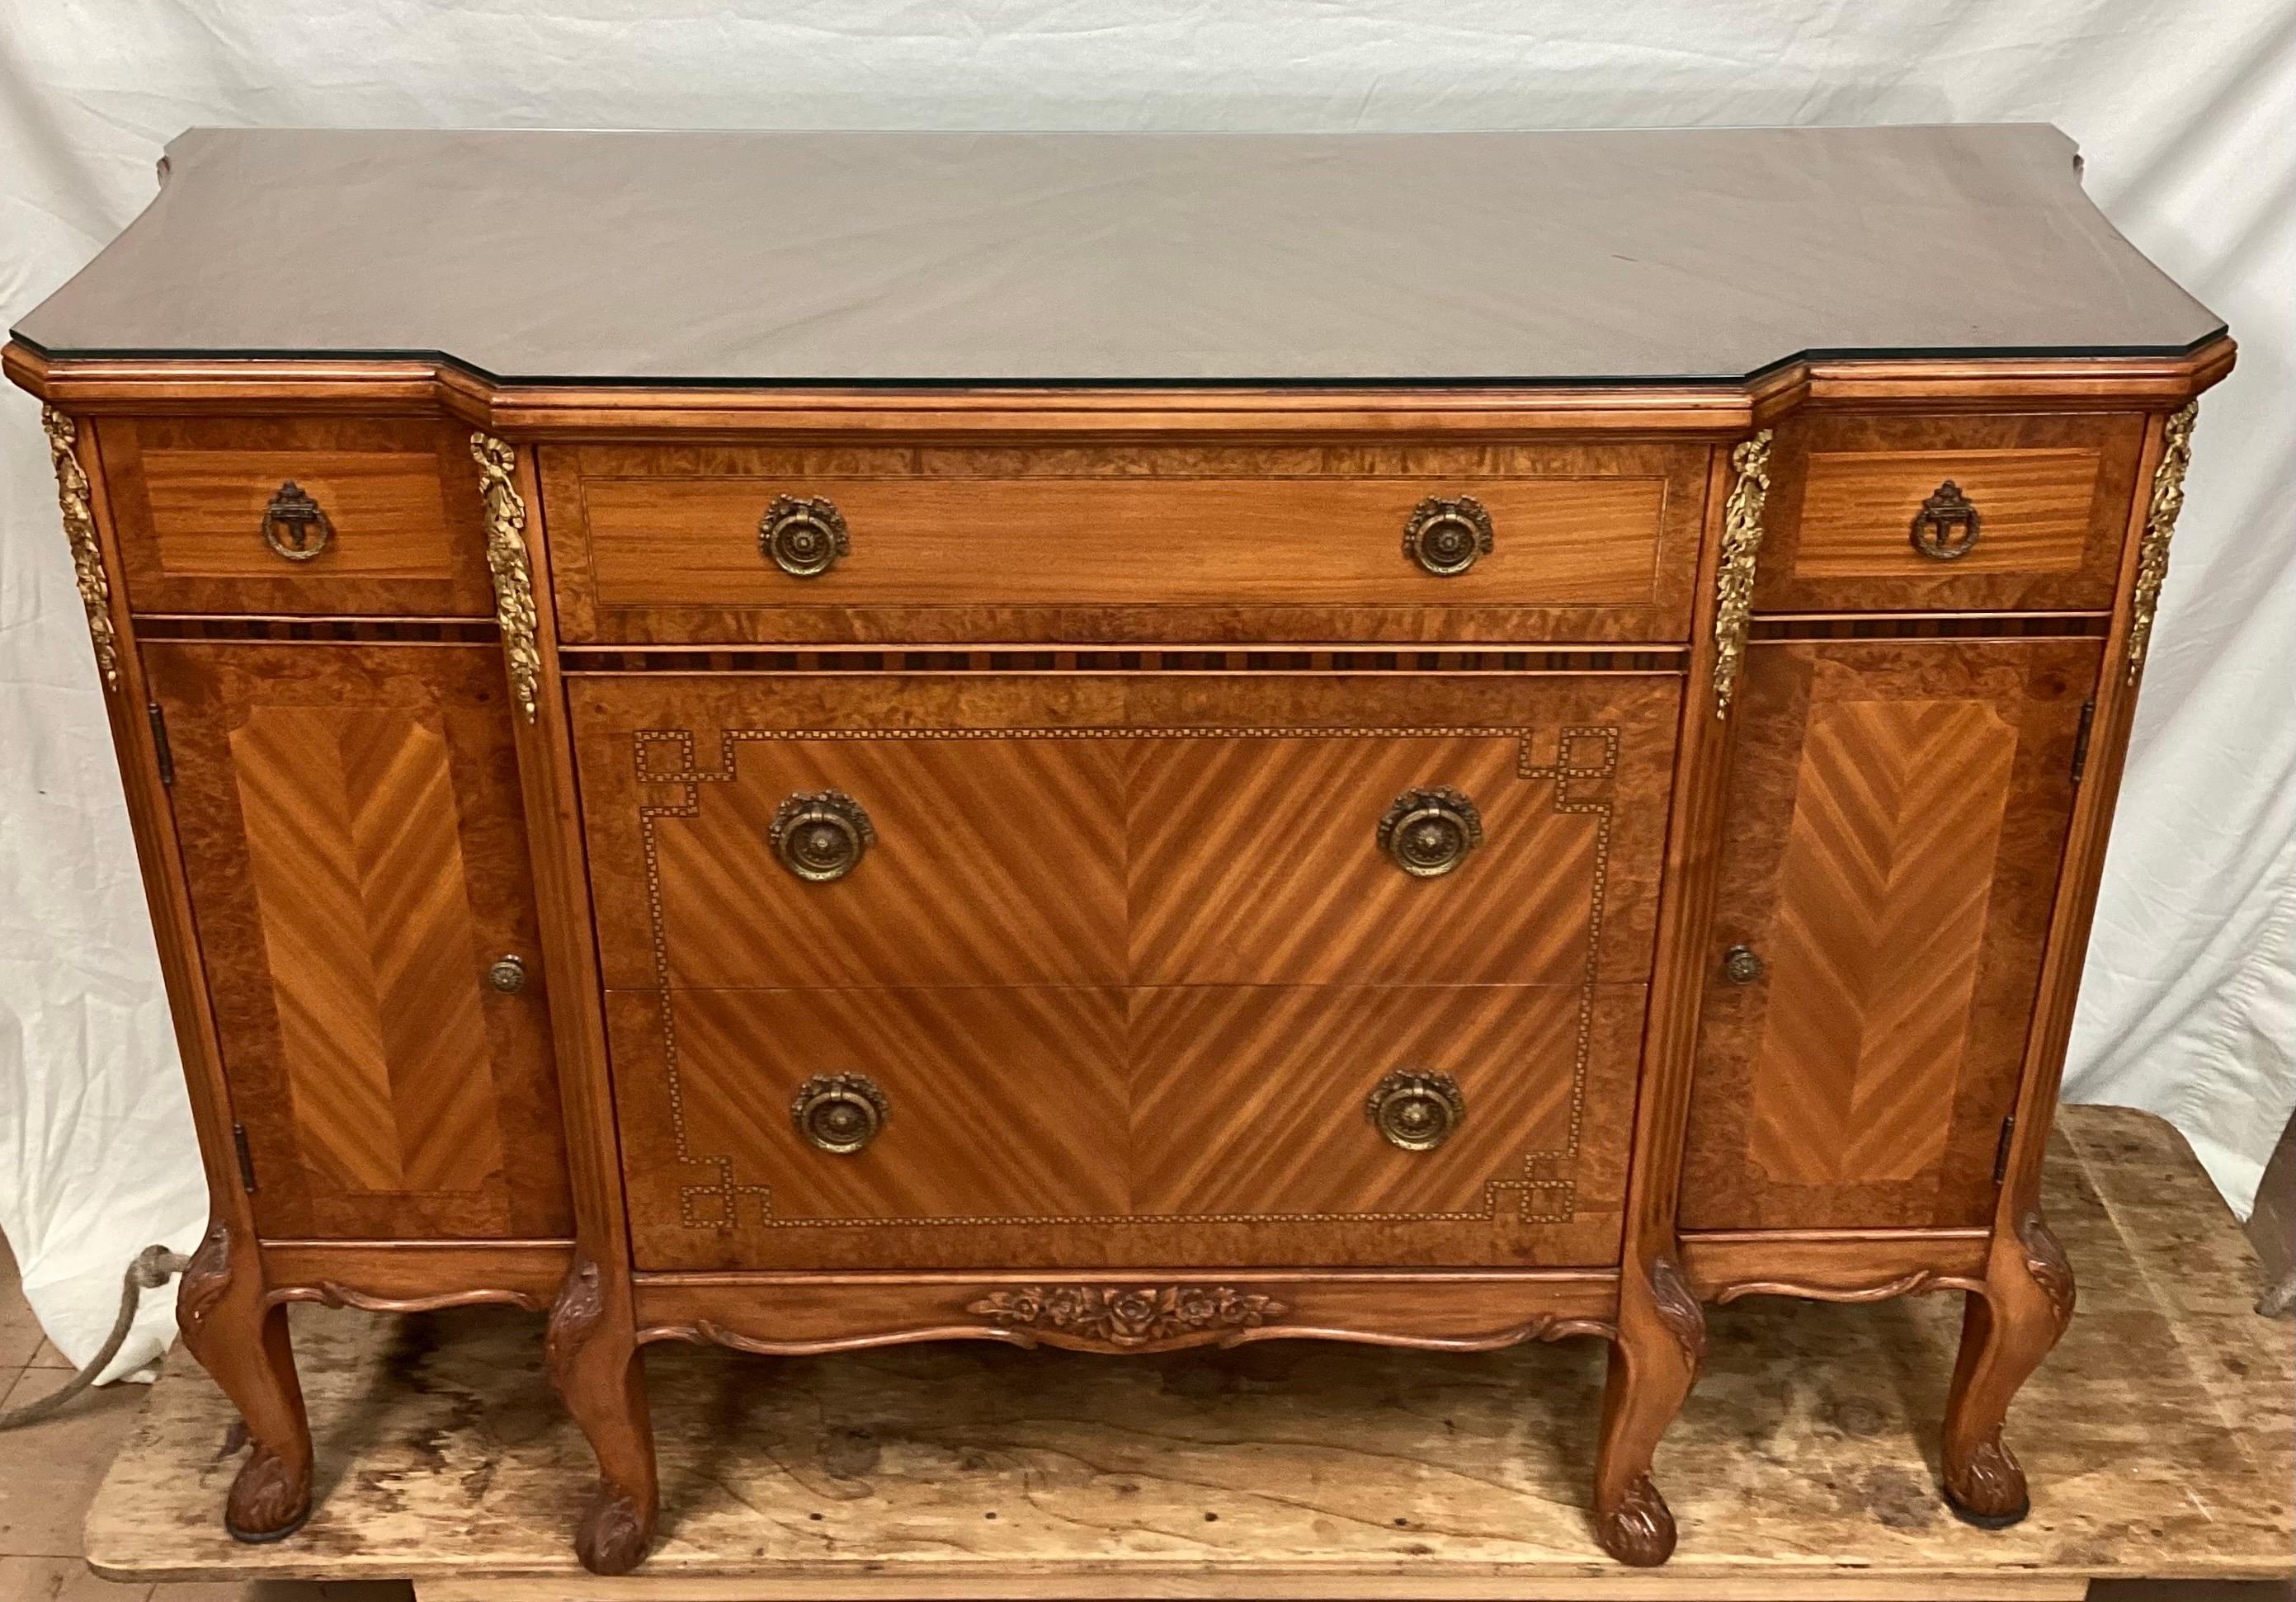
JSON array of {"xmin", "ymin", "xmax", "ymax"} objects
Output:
[
  {"xmin": 761, "ymin": 493, "xmax": 850, "ymax": 577},
  {"xmin": 1910, "ymin": 480, "xmax": 1981, "ymax": 559},
  {"xmin": 1367, "ymin": 1069, "xmax": 1466, "ymax": 1152},
  {"xmin": 1721, "ymin": 943, "xmax": 1765, "ymax": 985},
  {"xmin": 1378, "ymin": 786, "xmax": 1483, "ymax": 879},
  {"xmin": 1403, "ymin": 495, "xmax": 1493, "ymax": 577},
  {"xmin": 260, "ymin": 481, "xmax": 333, "ymax": 563},
  {"xmin": 793, "ymin": 1072, "xmax": 888, "ymax": 1154},
  {"xmin": 485, "ymin": 954, "xmax": 528, "ymax": 993},
  {"xmin": 771, "ymin": 789, "xmax": 875, "ymax": 883}
]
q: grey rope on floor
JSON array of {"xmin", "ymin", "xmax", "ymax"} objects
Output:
[{"xmin": 0, "ymin": 1245, "xmax": 188, "ymax": 1430}]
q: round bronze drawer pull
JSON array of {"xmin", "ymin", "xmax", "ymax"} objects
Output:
[
  {"xmin": 1403, "ymin": 495, "xmax": 1493, "ymax": 577},
  {"xmin": 1722, "ymin": 943, "xmax": 1765, "ymax": 985},
  {"xmin": 260, "ymin": 481, "xmax": 333, "ymax": 563},
  {"xmin": 486, "ymin": 954, "xmax": 529, "ymax": 993},
  {"xmin": 1910, "ymin": 480, "xmax": 1981, "ymax": 559},
  {"xmin": 1377, "ymin": 786, "xmax": 1483, "ymax": 879},
  {"xmin": 770, "ymin": 789, "xmax": 875, "ymax": 883},
  {"xmin": 792, "ymin": 1072, "xmax": 888, "ymax": 1154},
  {"xmin": 761, "ymin": 493, "xmax": 850, "ymax": 577},
  {"xmin": 1367, "ymin": 1068, "xmax": 1466, "ymax": 1152}
]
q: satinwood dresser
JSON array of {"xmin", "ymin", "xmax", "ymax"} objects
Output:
[{"xmin": 7, "ymin": 125, "xmax": 2232, "ymax": 1572}]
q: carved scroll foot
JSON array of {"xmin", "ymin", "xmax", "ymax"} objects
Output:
[
  {"xmin": 175, "ymin": 1221, "xmax": 314, "ymax": 1544},
  {"xmin": 1940, "ymin": 1210, "xmax": 2072, "ymax": 1530},
  {"xmin": 547, "ymin": 1252, "xmax": 659, "ymax": 1576},
  {"xmin": 1590, "ymin": 1256, "xmax": 1702, "ymax": 1566},
  {"xmin": 1592, "ymin": 1471, "xmax": 1676, "ymax": 1566},
  {"xmin": 224, "ymin": 1442, "xmax": 313, "ymax": 1542},
  {"xmin": 576, "ymin": 1481, "xmax": 655, "ymax": 1576}
]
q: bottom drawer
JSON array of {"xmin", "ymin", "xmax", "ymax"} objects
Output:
[{"xmin": 611, "ymin": 982, "xmax": 1644, "ymax": 1270}]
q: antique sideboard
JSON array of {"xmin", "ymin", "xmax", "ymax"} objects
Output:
[{"xmin": 7, "ymin": 126, "xmax": 2230, "ymax": 1572}]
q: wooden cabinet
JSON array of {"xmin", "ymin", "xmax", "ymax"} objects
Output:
[
  {"xmin": 7, "ymin": 126, "xmax": 2230, "ymax": 1576},
  {"xmin": 144, "ymin": 641, "xmax": 571, "ymax": 1241},
  {"xmin": 1680, "ymin": 638, "xmax": 2099, "ymax": 1232}
]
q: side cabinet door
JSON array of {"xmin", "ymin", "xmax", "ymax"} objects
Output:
[
  {"xmin": 146, "ymin": 641, "xmax": 573, "ymax": 1240},
  {"xmin": 1681, "ymin": 638, "xmax": 2099, "ymax": 1232}
]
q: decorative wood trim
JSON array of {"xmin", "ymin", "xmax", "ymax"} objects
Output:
[
  {"xmin": 39, "ymin": 404, "xmax": 122, "ymax": 691},
  {"xmin": 964, "ymin": 1284, "xmax": 1289, "ymax": 1349},
  {"xmin": 2124, "ymin": 398, "xmax": 2197, "ymax": 683},
  {"xmin": 544, "ymin": 1251, "xmax": 607, "ymax": 1394},
  {"xmin": 1679, "ymin": 1227, "xmax": 1993, "ymax": 1304},
  {"xmin": 265, "ymin": 1284, "xmax": 548, "ymax": 1314},
  {"xmin": 471, "ymin": 433, "xmax": 542, "ymax": 721},
  {"xmin": 177, "ymin": 1220, "xmax": 233, "ymax": 1336},
  {"xmin": 566, "ymin": 646, "xmax": 1686, "ymax": 676},
  {"xmin": 1645, "ymin": 1256, "xmax": 1706, "ymax": 1370},
  {"xmin": 133, "ymin": 616, "xmax": 502, "ymax": 644},
  {"xmin": 9, "ymin": 337, "xmax": 2238, "ymax": 430},
  {"xmin": 1709, "ymin": 430, "xmax": 1770, "ymax": 718},
  {"xmin": 2016, "ymin": 1208, "xmax": 2076, "ymax": 1331}
]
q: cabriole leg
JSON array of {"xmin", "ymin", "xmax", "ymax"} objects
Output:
[
  {"xmin": 546, "ymin": 1252, "xmax": 659, "ymax": 1575},
  {"xmin": 175, "ymin": 1220, "xmax": 313, "ymax": 1542},
  {"xmin": 1591, "ymin": 1255, "xmax": 1704, "ymax": 1565},
  {"xmin": 1941, "ymin": 1209, "xmax": 2075, "ymax": 1526}
]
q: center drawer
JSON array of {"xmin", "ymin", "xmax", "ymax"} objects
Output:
[
  {"xmin": 572, "ymin": 670, "xmax": 1680, "ymax": 1270},
  {"xmin": 540, "ymin": 441, "xmax": 1709, "ymax": 645}
]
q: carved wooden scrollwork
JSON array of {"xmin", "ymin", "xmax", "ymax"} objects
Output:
[
  {"xmin": 2016, "ymin": 1208, "xmax": 2076, "ymax": 1332},
  {"xmin": 966, "ymin": 1284, "xmax": 1289, "ymax": 1350},
  {"xmin": 545, "ymin": 1252, "xmax": 608, "ymax": 1395},
  {"xmin": 1646, "ymin": 1256, "xmax": 1706, "ymax": 1372},
  {"xmin": 177, "ymin": 1220, "xmax": 233, "ymax": 1336}
]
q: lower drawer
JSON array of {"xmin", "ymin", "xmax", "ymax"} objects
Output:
[{"xmin": 610, "ymin": 982, "xmax": 1644, "ymax": 1270}]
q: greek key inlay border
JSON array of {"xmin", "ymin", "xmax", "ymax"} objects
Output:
[{"xmin": 629, "ymin": 721, "xmax": 1622, "ymax": 1236}]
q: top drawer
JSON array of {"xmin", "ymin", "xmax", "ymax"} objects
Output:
[
  {"xmin": 540, "ymin": 441, "xmax": 1710, "ymax": 645},
  {"xmin": 97, "ymin": 417, "xmax": 496, "ymax": 617},
  {"xmin": 1756, "ymin": 412, "xmax": 2146, "ymax": 613}
]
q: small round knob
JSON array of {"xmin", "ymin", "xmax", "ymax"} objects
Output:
[
  {"xmin": 1377, "ymin": 786, "xmax": 1484, "ymax": 879},
  {"xmin": 261, "ymin": 481, "xmax": 333, "ymax": 563},
  {"xmin": 486, "ymin": 954, "xmax": 528, "ymax": 993},
  {"xmin": 1722, "ymin": 944, "xmax": 1765, "ymax": 985},
  {"xmin": 792, "ymin": 1072, "xmax": 888, "ymax": 1154},
  {"xmin": 760, "ymin": 494, "xmax": 850, "ymax": 577},
  {"xmin": 1367, "ymin": 1069, "xmax": 1466, "ymax": 1152},
  {"xmin": 1403, "ymin": 495, "xmax": 1493, "ymax": 577},
  {"xmin": 771, "ymin": 789, "xmax": 875, "ymax": 883},
  {"xmin": 1910, "ymin": 480, "xmax": 1982, "ymax": 559}
]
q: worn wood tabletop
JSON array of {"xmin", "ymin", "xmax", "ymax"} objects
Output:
[{"xmin": 87, "ymin": 1106, "xmax": 2294, "ymax": 1600}]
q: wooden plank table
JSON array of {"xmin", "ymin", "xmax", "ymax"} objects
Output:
[{"xmin": 85, "ymin": 1107, "xmax": 2294, "ymax": 1600}]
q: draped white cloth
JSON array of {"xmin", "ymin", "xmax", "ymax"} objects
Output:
[{"xmin": 2, "ymin": 0, "xmax": 2289, "ymax": 1380}]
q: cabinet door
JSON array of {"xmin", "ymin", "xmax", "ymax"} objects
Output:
[
  {"xmin": 1680, "ymin": 638, "xmax": 2098, "ymax": 1232},
  {"xmin": 147, "ymin": 643, "xmax": 572, "ymax": 1239}
]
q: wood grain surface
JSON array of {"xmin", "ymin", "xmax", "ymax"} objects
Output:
[
  {"xmin": 1756, "ymin": 412, "xmax": 2143, "ymax": 613},
  {"xmin": 83, "ymin": 1109, "xmax": 2294, "ymax": 1589},
  {"xmin": 1679, "ymin": 638, "xmax": 2098, "ymax": 1232},
  {"xmin": 542, "ymin": 441, "xmax": 1709, "ymax": 646},
  {"xmin": 144, "ymin": 641, "xmax": 573, "ymax": 1239},
  {"xmin": 99, "ymin": 415, "xmax": 496, "ymax": 616}
]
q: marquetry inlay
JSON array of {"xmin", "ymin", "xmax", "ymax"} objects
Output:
[{"xmin": 627, "ymin": 721, "xmax": 1623, "ymax": 1236}]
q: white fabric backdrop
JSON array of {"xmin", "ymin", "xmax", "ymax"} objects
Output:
[{"xmin": 2, "ymin": 1, "xmax": 2289, "ymax": 1381}]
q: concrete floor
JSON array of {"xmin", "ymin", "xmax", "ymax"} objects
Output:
[{"xmin": 0, "ymin": 1232, "xmax": 2284, "ymax": 1602}]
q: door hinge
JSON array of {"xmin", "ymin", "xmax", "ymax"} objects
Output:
[
  {"xmin": 2069, "ymin": 698, "xmax": 2096, "ymax": 785},
  {"xmin": 232, "ymin": 1122, "xmax": 257, "ymax": 1192},
  {"xmin": 146, "ymin": 701, "xmax": 174, "ymax": 787},
  {"xmin": 1992, "ymin": 1114, "xmax": 2017, "ymax": 1185}
]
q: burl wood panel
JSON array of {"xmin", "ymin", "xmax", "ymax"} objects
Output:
[
  {"xmin": 1756, "ymin": 412, "xmax": 2144, "ymax": 613},
  {"xmin": 145, "ymin": 642, "xmax": 572, "ymax": 1238},
  {"xmin": 609, "ymin": 982, "xmax": 1643, "ymax": 1271},
  {"xmin": 1679, "ymin": 638, "xmax": 2098, "ymax": 1231},
  {"xmin": 540, "ymin": 441, "xmax": 1709, "ymax": 645},
  {"xmin": 98, "ymin": 416, "xmax": 496, "ymax": 616},
  {"xmin": 572, "ymin": 671, "xmax": 1677, "ymax": 993}
]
